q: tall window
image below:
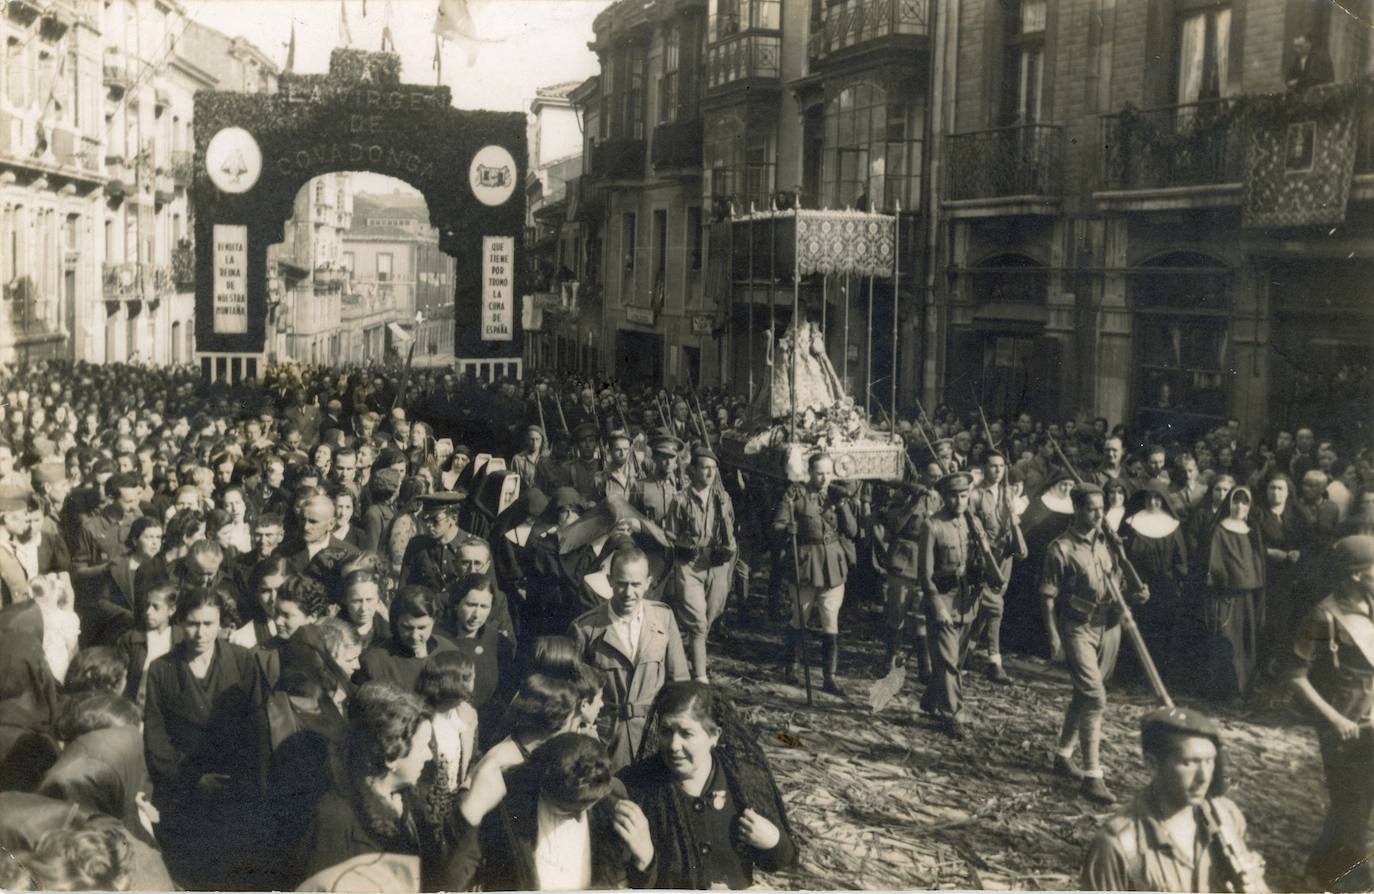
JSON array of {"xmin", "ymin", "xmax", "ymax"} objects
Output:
[
  {"xmin": 823, "ymin": 83, "xmax": 922, "ymax": 211},
  {"xmin": 621, "ymin": 212, "xmax": 637, "ymax": 281},
  {"xmin": 1001, "ymin": 0, "xmax": 1046, "ymax": 125},
  {"xmin": 660, "ymin": 27, "xmax": 680, "ymax": 124},
  {"xmin": 652, "ymin": 209, "xmax": 667, "ymax": 303},
  {"xmin": 706, "ymin": 113, "xmax": 775, "ymax": 211},
  {"xmin": 686, "ymin": 206, "xmax": 702, "ymax": 272},
  {"xmin": 1176, "ymin": 3, "xmax": 1231, "ymax": 104},
  {"xmin": 377, "ymin": 253, "xmax": 393, "ymax": 281}
]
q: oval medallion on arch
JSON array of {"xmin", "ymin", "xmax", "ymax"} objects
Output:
[
  {"xmin": 206, "ymin": 127, "xmax": 263, "ymax": 194},
  {"xmin": 469, "ymin": 145, "xmax": 517, "ymax": 207}
]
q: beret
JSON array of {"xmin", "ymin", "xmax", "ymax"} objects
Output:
[
  {"xmin": 1071, "ymin": 482, "xmax": 1103, "ymax": 501},
  {"xmin": 572, "ymin": 422, "xmax": 598, "ymax": 441},
  {"xmin": 691, "ymin": 445, "xmax": 717, "ymax": 463},
  {"xmin": 1140, "ymin": 705, "xmax": 1221, "ymax": 742}
]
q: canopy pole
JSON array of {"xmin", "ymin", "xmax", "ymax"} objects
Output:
[
  {"xmin": 790, "ymin": 219, "xmax": 799, "ymax": 444},
  {"xmin": 747, "ymin": 206, "xmax": 755, "ymax": 402},
  {"xmin": 865, "ymin": 274, "xmax": 874, "ymax": 419},
  {"xmin": 725, "ymin": 209, "xmax": 734, "ymax": 393},
  {"xmin": 842, "ymin": 273, "xmax": 850, "ymax": 396},
  {"xmin": 891, "ymin": 204, "xmax": 901, "ymax": 425}
]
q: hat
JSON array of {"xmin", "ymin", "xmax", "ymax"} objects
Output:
[
  {"xmin": 607, "ymin": 429, "xmax": 632, "ymax": 447},
  {"xmin": 932, "ymin": 437, "xmax": 953, "ymax": 449},
  {"xmin": 1139, "ymin": 705, "xmax": 1227, "ymax": 796},
  {"xmin": 418, "ymin": 491, "xmax": 466, "ymax": 514},
  {"xmin": 572, "ymin": 422, "xmax": 598, "ymax": 442},
  {"xmin": 935, "ymin": 471, "xmax": 972, "ymax": 494},
  {"xmin": 547, "ymin": 487, "xmax": 585, "ymax": 514},
  {"xmin": 650, "ymin": 435, "xmax": 681, "ymax": 458},
  {"xmin": 691, "ymin": 445, "xmax": 718, "ymax": 464},
  {"xmin": 1332, "ymin": 535, "xmax": 1374, "ymax": 575},
  {"xmin": 31, "ymin": 463, "xmax": 65, "ymax": 486},
  {"xmin": 30, "ymin": 437, "xmax": 56, "ymax": 459},
  {"xmin": 1070, "ymin": 481, "xmax": 1103, "ymax": 505},
  {"xmin": 526, "ymin": 424, "xmax": 547, "ymax": 439},
  {"xmin": 0, "ymin": 485, "xmax": 31, "ymax": 514},
  {"xmin": 371, "ymin": 467, "xmax": 404, "ymax": 492}
]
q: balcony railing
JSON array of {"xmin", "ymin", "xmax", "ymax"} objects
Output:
[
  {"xmin": 706, "ymin": 33, "xmax": 780, "ymax": 91},
  {"xmin": 102, "ymin": 262, "xmax": 145, "ymax": 301},
  {"xmin": 809, "ymin": 0, "xmax": 928, "ymax": 63},
  {"xmin": 172, "ymin": 239, "xmax": 194, "ymax": 289},
  {"xmin": 152, "ymin": 264, "xmax": 174, "ymax": 298},
  {"xmin": 589, "ymin": 137, "xmax": 646, "ymax": 180},
  {"xmin": 313, "ymin": 267, "xmax": 348, "ymax": 295},
  {"xmin": 708, "ymin": 162, "xmax": 775, "ymax": 215},
  {"xmin": 651, "ymin": 118, "xmax": 703, "ymax": 171},
  {"xmin": 172, "ymin": 150, "xmax": 191, "ymax": 189},
  {"xmin": 102, "ymin": 49, "xmax": 133, "ymax": 93},
  {"xmin": 946, "ymin": 123, "xmax": 1063, "ymax": 201},
  {"xmin": 1101, "ymin": 98, "xmax": 1246, "ymax": 191}
]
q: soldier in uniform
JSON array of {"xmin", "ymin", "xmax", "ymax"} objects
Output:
[
  {"xmin": 568, "ymin": 422, "xmax": 604, "ymax": 502},
  {"xmin": 1288, "ymin": 534, "xmax": 1374, "ymax": 890},
  {"xmin": 875, "ymin": 471, "xmax": 942, "ymax": 681},
  {"xmin": 631, "ymin": 434, "xmax": 681, "ymax": 524},
  {"xmin": 1081, "ymin": 706, "xmax": 1267, "ymax": 892},
  {"xmin": 1041, "ymin": 483, "xmax": 1149, "ymax": 804},
  {"xmin": 968, "ymin": 451, "xmax": 1027, "ymax": 685},
  {"xmin": 399, "ymin": 491, "xmax": 470, "ymax": 593},
  {"xmin": 772, "ymin": 452, "xmax": 859, "ymax": 696},
  {"xmin": 603, "ymin": 430, "xmax": 639, "ymax": 501},
  {"xmin": 916, "ymin": 471, "xmax": 987, "ymax": 739},
  {"xmin": 663, "ymin": 446, "xmax": 737, "ymax": 683}
]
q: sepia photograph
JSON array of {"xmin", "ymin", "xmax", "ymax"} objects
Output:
[{"xmin": 0, "ymin": 0, "xmax": 1371, "ymax": 890}]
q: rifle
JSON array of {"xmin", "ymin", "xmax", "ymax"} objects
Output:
[
  {"xmin": 615, "ymin": 402, "xmax": 642, "ymax": 481},
  {"xmin": 977, "ymin": 406, "xmax": 1028, "ymax": 562},
  {"xmin": 1046, "ymin": 432, "xmax": 1172, "ymax": 708},
  {"xmin": 551, "ymin": 389, "xmax": 571, "ymax": 435},
  {"xmin": 1201, "ymin": 799, "xmax": 1269, "ymax": 893}
]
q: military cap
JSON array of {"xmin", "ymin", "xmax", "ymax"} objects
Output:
[
  {"xmin": 31, "ymin": 463, "xmax": 65, "ymax": 486},
  {"xmin": 526, "ymin": 424, "xmax": 547, "ymax": 438},
  {"xmin": 1332, "ymin": 535, "xmax": 1374, "ymax": 574},
  {"xmin": 0, "ymin": 485, "xmax": 31, "ymax": 514},
  {"xmin": 572, "ymin": 422, "xmax": 598, "ymax": 442},
  {"xmin": 650, "ymin": 435, "xmax": 681, "ymax": 458},
  {"xmin": 417, "ymin": 490, "xmax": 466, "ymax": 514},
  {"xmin": 935, "ymin": 471, "xmax": 972, "ymax": 494},
  {"xmin": 690, "ymin": 444, "xmax": 718, "ymax": 463},
  {"xmin": 607, "ymin": 429, "xmax": 632, "ymax": 447},
  {"xmin": 932, "ymin": 437, "xmax": 954, "ymax": 449}
]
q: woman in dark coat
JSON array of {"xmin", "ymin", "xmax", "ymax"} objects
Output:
[
  {"xmin": 443, "ymin": 732, "xmax": 656, "ymax": 891},
  {"xmin": 446, "ymin": 572, "xmax": 516, "ymax": 727},
  {"xmin": 142, "ymin": 587, "xmax": 266, "ymax": 889},
  {"xmin": 1202, "ymin": 487, "xmax": 1266, "ymax": 704},
  {"xmin": 359, "ymin": 585, "xmax": 456, "ymax": 692},
  {"xmin": 619, "ymin": 681, "xmax": 798, "ymax": 890},
  {"xmin": 1253, "ymin": 473, "xmax": 1309, "ymax": 671},
  {"xmin": 294, "ymin": 682, "xmax": 441, "ymax": 888},
  {"xmin": 0, "ymin": 601, "xmax": 61, "ymax": 792},
  {"xmin": 79, "ymin": 517, "xmax": 162, "ymax": 648}
]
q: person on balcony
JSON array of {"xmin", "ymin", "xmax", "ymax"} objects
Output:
[{"xmin": 1287, "ymin": 33, "xmax": 1334, "ymax": 92}]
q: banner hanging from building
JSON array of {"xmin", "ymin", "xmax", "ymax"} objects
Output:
[
  {"xmin": 1242, "ymin": 80, "xmax": 1368, "ymax": 229},
  {"xmin": 481, "ymin": 235, "xmax": 514, "ymax": 340},
  {"xmin": 212, "ymin": 225, "xmax": 249, "ymax": 334}
]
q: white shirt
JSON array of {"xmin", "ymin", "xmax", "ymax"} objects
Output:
[
  {"xmin": 12, "ymin": 536, "xmax": 39, "ymax": 579},
  {"xmin": 610, "ymin": 607, "xmax": 643, "ymax": 662},
  {"xmin": 432, "ymin": 709, "xmax": 472, "ymax": 789},
  {"xmin": 306, "ymin": 538, "xmax": 330, "ymax": 560},
  {"xmin": 533, "ymin": 797, "xmax": 592, "ymax": 891}
]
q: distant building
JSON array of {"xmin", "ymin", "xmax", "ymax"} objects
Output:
[
  {"xmin": 341, "ymin": 190, "xmax": 454, "ymax": 364},
  {"xmin": 268, "ymin": 172, "xmax": 352, "ymax": 364}
]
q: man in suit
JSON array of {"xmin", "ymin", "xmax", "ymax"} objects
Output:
[
  {"xmin": 1287, "ymin": 32, "xmax": 1334, "ymax": 92},
  {"xmin": 569, "ymin": 546, "xmax": 689, "ymax": 769},
  {"xmin": 284, "ymin": 494, "xmax": 357, "ymax": 573}
]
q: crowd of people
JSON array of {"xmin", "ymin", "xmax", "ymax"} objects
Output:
[{"xmin": 0, "ymin": 357, "xmax": 1369, "ymax": 892}]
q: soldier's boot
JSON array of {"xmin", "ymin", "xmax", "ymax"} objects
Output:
[
  {"xmin": 821, "ymin": 633, "xmax": 847, "ymax": 697},
  {"xmin": 911, "ymin": 631, "xmax": 934, "ymax": 684},
  {"xmin": 879, "ymin": 628, "xmax": 902, "ymax": 676},
  {"xmin": 780, "ymin": 627, "xmax": 802, "ymax": 685}
]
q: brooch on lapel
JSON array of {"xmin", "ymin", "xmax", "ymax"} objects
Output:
[
  {"xmin": 710, "ymin": 790, "xmax": 727, "ymax": 811},
  {"xmin": 474, "ymin": 645, "xmax": 484, "ymax": 655}
]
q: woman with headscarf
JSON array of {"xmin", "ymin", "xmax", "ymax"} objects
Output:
[
  {"xmin": 1201, "ymin": 487, "xmax": 1265, "ymax": 704},
  {"xmin": 1120, "ymin": 482, "xmax": 1188, "ymax": 683},
  {"xmin": 0, "ymin": 601, "xmax": 61, "ymax": 792},
  {"xmin": 618, "ymin": 681, "xmax": 798, "ymax": 889}
]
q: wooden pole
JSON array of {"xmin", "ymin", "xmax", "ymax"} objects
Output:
[{"xmin": 891, "ymin": 204, "xmax": 900, "ymax": 422}]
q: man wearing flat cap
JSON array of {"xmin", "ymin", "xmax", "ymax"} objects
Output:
[
  {"xmin": 1081, "ymin": 706, "xmax": 1266, "ymax": 891},
  {"xmin": 1041, "ymin": 482, "xmax": 1148, "ymax": 804},
  {"xmin": 663, "ymin": 445, "xmax": 736, "ymax": 682},
  {"xmin": 400, "ymin": 491, "xmax": 472, "ymax": 593},
  {"xmin": 916, "ymin": 471, "xmax": 989, "ymax": 738},
  {"xmin": 631, "ymin": 435, "xmax": 681, "ymax": 524},
  {"xmin": 1289, "ymin": 534, "xmax": 1374, "ymax": 890}
]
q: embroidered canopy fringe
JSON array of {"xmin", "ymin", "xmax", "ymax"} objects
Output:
[{"xmin": 735, "ymin": 209, "xmax": 898, "ymax": 278}]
